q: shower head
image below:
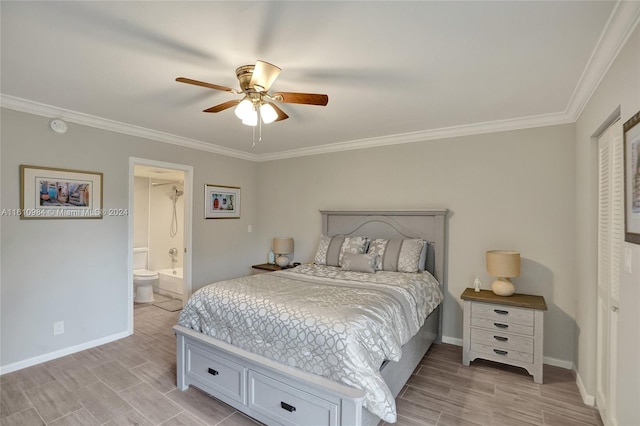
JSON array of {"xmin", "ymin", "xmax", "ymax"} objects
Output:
[{"xmin": 171, "ymin": 186, "xmax": 184, "ymax": 199}]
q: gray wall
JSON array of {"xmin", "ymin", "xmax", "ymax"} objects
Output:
[
  {"xmin": 256, "ymin": 124, "xmax": 577, "ymax": 363},
  {"xmin": 0, "ymin": 109, "xmax": 260, "ymax": 368},
  {"xmin": 575, "ymin": 24, "xmax": 640, "ymax": 424},
  {"xmin": 2, "ymin": 22, "xmax": 637, "ymax": 420}
]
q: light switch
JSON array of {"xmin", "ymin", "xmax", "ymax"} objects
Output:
[
  {"xmin": 624, "ymin": 247, "xmax": 632, "ymax": 274},
  {"xmin": 247, "ymin": 225, "xmax": 252, "ymax": 233}
]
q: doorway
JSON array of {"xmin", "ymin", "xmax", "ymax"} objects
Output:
[
  {"xmin": 596, "ymin": 120, "xmax": 623, "ymax": 426},
  {"xmin": 128, "ymin": 158, "xmax": 193, "ymax": 333}
]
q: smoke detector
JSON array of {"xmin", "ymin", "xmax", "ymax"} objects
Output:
[{"xmin": 50, "ymin": 119, "xmax": 68, "ymax": 134}]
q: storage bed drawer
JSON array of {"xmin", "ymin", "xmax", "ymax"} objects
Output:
[
  {"xmin": 248, "ymin": 371, "xmax": 338, "ymax": 426},
  {"xmin": 185, "ymin": 343, "xmax": 246, "ymax": 404}
]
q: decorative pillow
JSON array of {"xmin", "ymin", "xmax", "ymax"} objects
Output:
[
  {"xmin": 367, "ymin": 238, "xmax": 424, "ymax": 272},
  {"xmin": 341, "ymin": 253, "xmax": 377, "ymax": 273},
  {"xmin": 418, "ymin": 241, "xmax": 428, "ymax": 271},
  {"xmin": 314, "ymin": 235, "xmax": 368, "ymax": 267}
]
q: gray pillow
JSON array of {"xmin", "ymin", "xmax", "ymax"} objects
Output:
[
  {"xmin": 367, "ymin": 238, "xmax": 424, "ymax": 272},
  {"xmin": 341, "ymin": 253, "xmax": 377, "ymax": 273},
  {"xmin": 314, "ymin": 235, "xmax": 368, "ymax": 266}
]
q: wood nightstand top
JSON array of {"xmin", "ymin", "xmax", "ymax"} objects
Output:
[
  {"xmin": 251, "ymin": 263, "xmax": 289, "ymax": 272},
  {"xmin": 460, "ymin": 288, "xmax": 547, "ymax": 311}
]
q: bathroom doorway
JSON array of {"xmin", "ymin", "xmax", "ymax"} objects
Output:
[{"xmin": 128, "ymin": 158, "xmax": 193, "ymax": 333}]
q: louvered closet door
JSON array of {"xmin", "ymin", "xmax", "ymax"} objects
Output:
[{"xmin": 596, "ymin": 121, "xmax": 623, "ymax": 426}]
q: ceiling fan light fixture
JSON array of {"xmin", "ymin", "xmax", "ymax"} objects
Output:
[
  {"xmin": 234, "ymin": 98, "xmax": 254, "ymax": 120},
  {"xmin": 260, "ymin": 103, "xmax": 278, "ymax": 124},
  {"xmin": 177, "ymin": 60, "xmax": 328, "ymax": 135},
  {"xmin": 241, "ymin": 109, "xmax": 258, "ymax": 126}
]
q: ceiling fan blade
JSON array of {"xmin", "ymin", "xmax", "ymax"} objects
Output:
[
  {"xmin": 176, "ymin": 77, "xmax": 235, "ymax": 92},
  {"xmin": 203, "ymin": 99, "xmax": 241, "ymax": 113},
  {"xmin": 273, "ymin": 92, "xmax": 329, "ymax": 106},
  {"xmin": 268, "ymin": 102, "xmax": 289, "ymax": 122},
  {"xmin": 249, "ymin": 60, "xmax": 281, "ymax": 91}
]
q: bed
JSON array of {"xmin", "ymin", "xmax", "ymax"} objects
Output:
[{"xmin": 173, "ymin": 209, "xmax": 448, "ymax": 425}]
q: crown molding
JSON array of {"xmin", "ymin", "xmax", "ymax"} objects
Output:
[
  {"xmin": 256, "ymin": 111, "xmax": 573, "ymax": 161},
  {"xmin": 0, "ymin": 93, "xmax": 575, "ymax": 163},
  {"xmin": 1, "ymin": 3, "xmax": 636, "ymax": 164},
  {"xmin": 0, "ymin": 94, "xmax": 260, "ymax": 162},
  {"xmin": 566, "ymin": 0, "xmax": 640, "ymax": 121}
]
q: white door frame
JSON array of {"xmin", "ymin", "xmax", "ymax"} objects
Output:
[
  {"xmin": 128, "ymin": 157, "xmax": 193, "ymax": 333},
  {"xmin": 596, "ymin": 119, "xmax": 622, "ymax": 426}
]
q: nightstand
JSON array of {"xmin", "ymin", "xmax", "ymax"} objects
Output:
[
  {"xmin": 251, "ymin": 263, "xmax": 287, "ymax": 274},
  {"xmin": 461, "ymin": 288, "xmax": 547, "ymax": 383}
]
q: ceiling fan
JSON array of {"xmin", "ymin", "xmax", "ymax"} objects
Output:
[{"xmin": 176, "ymin": 60, "xmax": 328, "ymax": 126}]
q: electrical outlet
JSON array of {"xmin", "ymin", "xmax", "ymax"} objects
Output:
[
  {"xmin": 247, "ymin": 225, "xmax": 252, "ymax": 233},
  {"xmin": 53, "ymin": 321, "xmax": 64, "ymax": 335}
]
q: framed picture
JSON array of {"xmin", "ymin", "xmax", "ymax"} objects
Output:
[
  {"xmin": 624, "ymin": 110, "xmax": 640, "ymax": 244},
  {"xmin": 205, "ymin": 184, "xmax": 240, "ymax": 219},
  {"xmin": 20, "ymin": 165, "xmax": 103, "ymax": 219}
]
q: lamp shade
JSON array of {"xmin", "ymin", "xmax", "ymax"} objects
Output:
[
  {"xmin": 486, "ymin": 250, "xmax": 520, "ymax": 278},
  {"xmin": 241, "ymin": 110, "xmax": 258, "ymax": 126},
  {"xmin": 273, "ymin": 237, "xmax": 294, "ymax": 255},
  {"xmin": 234, "ymin": 99, "xmax": 253, "ymax": 120},
  {"xmin": 260, "ymin": 103, "xmax": 278, "ymax": 124}
]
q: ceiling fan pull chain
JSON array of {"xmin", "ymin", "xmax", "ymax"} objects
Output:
[
  {"xmin": 252, "ymin": 126, "xmax": 256, "ymax": 148},
  {"xmin": 258, "ymin": 107, "xmax": 263, "ymax": 143}
]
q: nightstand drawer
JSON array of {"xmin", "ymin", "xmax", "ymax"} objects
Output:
[
  {"xmin": 471, "ymin": 317, "xmax": 534, "ymax": 336},
  {"xmin": 471, "ymin": 328, "xmax": 534, "ymax": 353},
  {"xmin": 471, "ymin": 303, "xmax": 534, "ymax": 326},
  {"xmin": 471, "ymin": 342, "xmax": 534, "ymax": 364}
]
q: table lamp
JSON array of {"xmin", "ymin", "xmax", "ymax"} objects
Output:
[
  {"xmin": 486, "ymin": 250, "xmax": 520, "ymax": 296},
  {"xmin": 273, "ymin": 237, "xmax": 294, "ymax": 267}
]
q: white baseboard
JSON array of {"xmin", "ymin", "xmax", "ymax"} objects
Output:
[
  {"xmin": 543, "ymin": 355, "xmax": 574, "ymax": 370},
  {"xmin": 576, "ymin": 371, "xmax": 596, "ymax": 406},
  {"xmin": 0, "ymin": 330, "xmax": 131, "ymax": 375},
  {"xmin": 441, "ymin": 335, "xmax": 463, "ymax": 346},
  {"xmin": 440, "ymin": 335, "xmax": 597, "ymax": 406},
  {"xmin": 441, "ymin": 336, "xmax": 575, "ymax": 370}
]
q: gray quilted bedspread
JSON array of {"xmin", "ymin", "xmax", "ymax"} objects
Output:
[{"xmin": 177, "ymin": 264, "xmax": 443, "ymax": 422}]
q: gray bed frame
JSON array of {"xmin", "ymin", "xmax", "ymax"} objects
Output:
[{"xmin": 173, "ymin": 209, "xmax": 448, "ymax": 426}]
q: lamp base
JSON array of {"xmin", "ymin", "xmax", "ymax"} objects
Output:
[
  {"xmin": 276, "ymin": 255, "xmax": 290, "ymax": 268},
  {"xmin": 491, "ymin": 278, "xmax": 515, "ymax": 296}
]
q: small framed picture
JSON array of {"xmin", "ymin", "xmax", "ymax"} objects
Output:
[
  {"xmin": 20, "ymin": 165, "xmax": 103, "ymax": 219},
  {"xmin": 624, "ymin": 110, "xmax": 640, "ymax": 244},
  {"xmin": 205, "ymin": 184, "xmax": 240, "ymax": 219}
]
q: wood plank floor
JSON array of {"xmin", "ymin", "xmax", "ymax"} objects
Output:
[{"xmin": 1, "ymin": 301, "xmax": 602, "ymax": 426}]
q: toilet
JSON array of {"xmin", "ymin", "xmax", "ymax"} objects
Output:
[{"xmin": 133, "ymin": 248, "xmax": 158, "ymax": 303}]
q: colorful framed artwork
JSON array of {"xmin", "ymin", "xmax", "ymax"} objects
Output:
[
  {"xmin": 205, "ymin": 184, "xmax": 240, "ymax": 219},
  {"xmin": 624, "ymin": 110, "xmax": 640, "ymax": 244},
  {"xmin": 20, "ymin": 165, "xmax": 103, "ymax": 219}
]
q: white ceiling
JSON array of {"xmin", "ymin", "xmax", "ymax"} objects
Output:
[{"xmin": 1, "ymin": 1, "xmax": 635, "ymax": 161}]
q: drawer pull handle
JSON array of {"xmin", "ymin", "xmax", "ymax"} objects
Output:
[
  {"xmin": 493, "ymin": 323, "xmax": 509, "ymax": 329},
  {"xmin": 493, "ymin": 336, "xmax": 508, "ymax": 342},
  {"xmin": 281, "ymin": 402, "xmax": 296, "ymax": 412},
  {"xmin": 207, "ymin": 368, "xmax": 219, "ymax": 376},
  {"xmin": 493, "ymin": 349, "xmax": 508, "ymax": 356},
  {"xmin": 494, "ymin": 309, "xmax": 509, "ymax": 315}
]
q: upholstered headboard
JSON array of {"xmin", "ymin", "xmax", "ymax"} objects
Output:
[{"xmin": 320, "ymin": 210, "xmax": 448, "ymax": 286}]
